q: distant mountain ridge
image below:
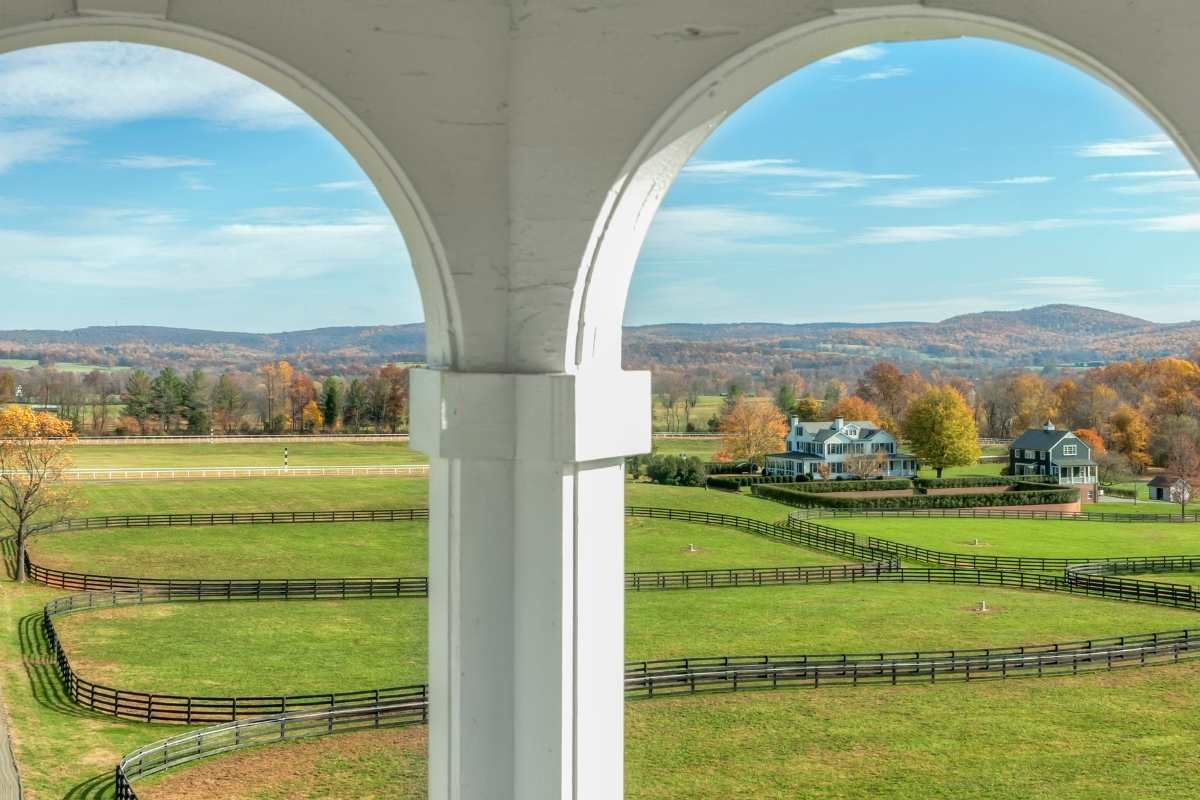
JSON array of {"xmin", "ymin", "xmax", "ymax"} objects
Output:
[{"xmin": 1, "ymin": 305, "xmax": 1196, "ymax": 376}]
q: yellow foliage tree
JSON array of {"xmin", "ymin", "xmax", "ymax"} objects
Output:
[
  {"xmin": 902, "ymin": 385, "xmax": 981, "ymax": 479},
  {"xmin": 715, "ymin": 398, "xmax": 788, "ymax": 467},
  {"xmin": 0, "ymin": 407, "xmax": 80, "ymax": 582},
  {"xmin": 825, "ymin": 395, "xmax": 886, "ymax": 429},
  {"xmin": 301, "ymin": 399, "xmax": 324, "ymax": 433},
  {"xmin": 1108, "ymin": 403, "xmax": 1151, "ymax": 467}
]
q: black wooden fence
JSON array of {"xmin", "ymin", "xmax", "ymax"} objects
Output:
[
  {"xmin": 35, "ymin": 507, "xmax": 429, "ymax": 534},
  {"xmin": 625, "ymin": 561, "xmax": 900, "ymax": 591},
  {"xmin": 790, "ymin": 507, "xmax": 1200, "ymax": 523},
  {"xmin": 42, "ymin": 587, "xmax": 425, "ymax": 724}
]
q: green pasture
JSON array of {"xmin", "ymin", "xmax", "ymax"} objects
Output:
[
  {"xmin": 651, "ymin": 393, "xmax": 723, "ymax": 432},
  {"xmin": 53, "ymin": 580, "xmax": 1196, "ymax": 707},
  {"xmin": 141, "ymin": 667, "xmax": 1200, "ymax": 800},
  {"xmin": 0, "ymin": 358, "xmax": 125, "ymax": 373},
  {"xmin": 825, "ymin": 516, "xmax": 1200, "ymax": 559},
  {"xmin": 66, "ymin": 440, "xmax": 425, "ymax": 468},
  {"xmin": 650, "ymin": 437, "xmax": 723, "ymax": 461},
  {"xmin": 917, "ymin": 462, "xmax": 1005, "ymax": 479}
]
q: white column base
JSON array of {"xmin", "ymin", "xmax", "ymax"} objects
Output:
[{"xmin": 412, "ymin": 368, "xmax": 650, "ymax": 800}]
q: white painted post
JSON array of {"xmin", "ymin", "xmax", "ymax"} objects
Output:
[{"xmin": 411, "ymin": 368, "xmax": 650, "ymax": 800}]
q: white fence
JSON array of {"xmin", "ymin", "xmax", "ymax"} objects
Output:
[
  {"xmin": 70, "ymin": 434, "xmax": 411, "ymax": 445},
  {"xmin": 50, "ymin": 465, "xmax": 430, "ymax": 481}
]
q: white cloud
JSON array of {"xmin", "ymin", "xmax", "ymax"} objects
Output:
[
  {"xmin": 863, "ymin": 186, "xmax": 987, "ymax": 208},
  {"xmin": 105, "ymin": 155, "xmax": 214, "ymax": 169},
  {"xmin": 316, "ymin": 180, "xmax": 370, "ymax": 191},
  {"xmin": 1075, "ymin": 135, "xmax": 1175, "ymax": 158},
  {"xmin": 1110, "ymin": 180, "xmax": 1200, "ymax": 195},
  {"xmin": 1088, "ymin": 169, "xmax": 1195, "ymax": 181},
  {"xmin": 182, "ymin": 174, "xmax": 213, "ymax": 192},
  {"xmin": 1134, "ymin": 212, "xmax": 1200, "ymax": 232},
  {"xmin": 0, "ymin": 128, "xmax": 76, "ymax": 173},
  {"xmin": 683, "ymin": 160, "xmax": 913, "ymax": 197},
  {"xmin": 643, "ymin": 205, "xmax": 825, "ymax": 257},
  {"xmin": 819, "ymin": 45, "xmax": 886, "ymax": 65},
  {"xmin": 0, "ymin": 42, "xmax": 310, "ymax": 129},
  {"xmin": 986, "ymin": 176, "xmax": 1054, "ymax": 185},
  {"xmin": 854, "ymin": 218, "xmax": 1090, "ymax": 245},
  {"xmin": 844, "ymin": 67, "xmax": 912, "ymax": 82},
  {"xmin": 0, "ymin": 207, "xmax": 406, "ymax": 289},
  {"xmin": 1008, "ymin": 275, "xmax": 1117, "ymax": 302}
]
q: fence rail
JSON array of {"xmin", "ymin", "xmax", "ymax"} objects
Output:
[
  {"xmin": 625, "ymin": 561, "xmax": 899, "ymax": 591},
  {"xmin": 72, "ymin": 434, "xmax": 412, "ymax": 445},
  {"xmin": 33, "ymin": 507, "xmax": 429, "ymax": 534},
  {"xmin": 43, "ymin": 586, "xmax": 425, "ymax": 725},
  {"xmin": 115, "ymin": 693, "xmax": 429, "ymax": 799},
  {"xmin": 790, "ymin": 507, "xmax": 1200, "ymax": 524}
]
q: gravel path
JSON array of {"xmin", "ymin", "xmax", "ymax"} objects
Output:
[{"xmin": 0, "ymin": 701, "xmax": 19, "ymax": 800}]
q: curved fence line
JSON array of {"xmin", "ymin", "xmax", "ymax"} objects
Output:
[
  {"xmin": 625, "ymin": 561, "xmax": 900, "ymax": 591},
  {"xmin": 114, "ymin": 697, "xmax": 429, "ymax": 799},
  {"xmin": 43, "ymin": 585, "xmax": 425, "ymax": 724},
  {"xmin": 790, "ymin": 507, "xmax": 1200, "ymax": 523},
  {"xmin": 73, "ymin": 434, "xmax": 412, "ymax": 445}
]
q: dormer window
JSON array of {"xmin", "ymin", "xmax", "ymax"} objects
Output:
[
  {"xmin": 1063, "ymin": 444, "xmax": 1078, "ymax": 456},
  {"xmin": 843, "ymin": 424, "xmax": 859, "ymax": 438}
]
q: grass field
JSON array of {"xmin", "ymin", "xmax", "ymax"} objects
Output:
[
  {"xmin": 52, "ymin": 582, "xmax": 1196, "ymax": 701},
  {"xmin": 650, "ymin": 437, "xmax": 723, "ymax": 461},
  {"xmin": 30, "ymin": 514, "xmax": 840, "ymax": 580},
  {"xmin": 917, "ymin": 462, "xmax": 1005, "ymax": 479},
  {"xmin": 65, "ymin": 441, "xmax": 425, "ymax": 468},
  {"xmin": 72, "ymin": 476, "xmax": 429, "ymax": 516},
  {"xmin": 826, "ymin": 516, "xmax": 1200, "ymax": 559},
  {"xmin": 8, "ymin": 475, "xmax": 1200, "ymax": 799},
  {"xmin": 0, "ymin": 358, "xmax": 125, "ymax": 373},
  {"xmin": 651, "ymin": 394, "xmax": 723, "ymax": 432},
  {"xmin": 140, "ymin": 666, "xmax": 1200, "ymax": 800}
]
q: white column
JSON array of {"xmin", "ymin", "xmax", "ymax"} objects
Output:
[{"xmin": 411, "ymin": 368, "xmax": 650, "ymax": 800}]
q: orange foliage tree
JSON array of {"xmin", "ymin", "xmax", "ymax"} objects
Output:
[
  {"xmin": 1073, "ymin": 428, "xmax": 1106, "ymax": 456},
  {"xmin": 825, "ymin": 396, "xmax": 886, "ymax": 428},
  {"xmin": 1108, "ymin": 404, "xmax": 1151, "ymax": 467},
  {"xmin": 0, "ymin": 407, "xmax": 80, "ymax": 582},
  {"xmin": 715, "ymin": 398, "xmax": 788, "ymax": 467}
]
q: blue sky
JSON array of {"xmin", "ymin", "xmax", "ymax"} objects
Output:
[{"xmin": 0, "ymin": 38, "xmax": 1197, "ymax": 332}]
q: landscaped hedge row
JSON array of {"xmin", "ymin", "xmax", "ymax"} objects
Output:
[
  {"xmin": 915, "ymin": 476, "xmax": 1010, "ymax": 489},
  {"xmin": 706, "ymin": 475, "xmax": 800, "ymax": 491},
  {"xmin": 703, "ymin": 462, "xmax": 757, "ymax": 475},
  {"xmin": 751, "ymin": 483, "xmax": 1079, "ymax": 510},
  {"xmin": 790, "ymin": 479, "xmax": 913, "ymax": 493}
]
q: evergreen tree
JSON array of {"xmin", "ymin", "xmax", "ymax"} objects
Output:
[
  {"xmin": 121, "ymin": 369, "xmax": 153, "ymax": 434},
  {"xmin": 150, "ymin": 367, "xmax": 185, "ymax": 433},
  {"xmin": 181, "ymin": 368, "xmax": 211, "ymax": 434},
  {"xmin": 210, "ymin": 373, "xmax": 244, "ymax": 433},
  {"xmin": 343, "ymin": 379, "xmax": 366, "ymax": 432},
  {"xmin": 321, "ymin": 377, "xmax": 344, "ymax": 432}
]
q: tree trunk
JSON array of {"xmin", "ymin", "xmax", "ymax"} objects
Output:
[
  {"xmin": 936, "ymin": 466, "xmax": 944, "ymax": 478},
  {"xmin": 14, "ymin": 529, "xmax": 25, "ymax": 582}
]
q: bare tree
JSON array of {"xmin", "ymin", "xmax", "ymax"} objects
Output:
[
  {"xmin": 0, "ymin": 407, "xmax": 80, "ymax": 581},
  {"xmin": 843, "ymin": 450, "xmax": 888, "ymax": 480},
  {"xmin": 1166, "ymin": 438, "xmax": 1200, "ymax": 514}
]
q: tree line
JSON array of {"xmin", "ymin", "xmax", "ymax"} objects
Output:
[{"xmin": 0, "ymin": 361, "xmax": 410, "ymax": 436}]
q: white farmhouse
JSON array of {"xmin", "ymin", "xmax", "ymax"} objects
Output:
[{"xmin": 763, "ymin": 417, "xmax": 919, "ymax": 479}]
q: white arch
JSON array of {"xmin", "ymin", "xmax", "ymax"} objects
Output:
[
  {"xmin": 569, "ymin": 4, "xmax": 1200, "ymax": 373},
  {"xmin": 0, "ymin": 15, "xmax": 460, "ymax": 368}
]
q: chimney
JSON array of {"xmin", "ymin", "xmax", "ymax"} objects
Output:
[
  {"xmin": 834, "ymin": 417, "xmax": 844, "ymax": 431},
  {"xmin": 790, "ymin": 415, "xmax": 799, "ymax": 429},
  {"xmin": 1043, "ymin": 420, "xmax": 1055, "ymax": 432}
]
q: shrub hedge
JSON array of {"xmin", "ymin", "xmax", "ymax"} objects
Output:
[
  {"xmin": 751, "ymin": 483, "xmax": 1079, "ymax": 509},
  {"xmin": 703, "ymin": 461, "xmax": 757, "ymax": 475},
  {"xmin": 780, "ymin": 478, "xmax": 912, "ymax": 494},
  {"xmin": 915, "ymin": 476, "xmax": 1010, "ymax": 490},
  {"xmin": 706, "ymin": 475, "xmax": 802, "ymax": 491}
]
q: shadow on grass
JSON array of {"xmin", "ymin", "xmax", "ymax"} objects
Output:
[{"xmin": 64, "ymin": 771, "xmax": 115, "ymax": 800}]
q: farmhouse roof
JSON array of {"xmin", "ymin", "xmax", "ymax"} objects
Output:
[
  {"xmin": 1148, "ymin": 475, "xmax": 1182, "ymax": 488},
  {"xmin": 1010, "ymin": 428, "xmax": 1071, "ymax": 450}
]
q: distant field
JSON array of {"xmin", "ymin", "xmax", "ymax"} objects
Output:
[
  {"xmin": 66, "ymin": 440, "xmax": 426, "ymax": 468},
  {"xmin": 0, "ymin": 358, "xmax": 125, "ymax": 373},
  {"xmin": 651, "ymin": 437, "xmax": 723, "ymax": 461},
  {"xmin": 826, "ymin": 516, "xmax": 1200, "ymax": 559},
  {"xmin": 651, "ymin": 393, "xmax": 723, "ymax": 432},
  {"xmin": 917, "ymin": 462, "xmax": 1005, "ymax": 479}
]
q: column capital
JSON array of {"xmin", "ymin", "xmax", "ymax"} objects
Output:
[{"xmin": 410, "ymin": 368, "xmax": 651, "ymax": 462}]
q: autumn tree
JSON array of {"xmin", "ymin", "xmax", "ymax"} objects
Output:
[
  {"xmin": 1072, "ymin": 428, "xmax": 1106, "ymax": 456},
  {"xmin": 343, "ymin": 379, "xmax": 367, "ymax": 432},
  {"xmin": 793, "ymin": 396, "xmax": 824, "ymax": 421},
  {"xmin": 1165, "ymin": 438, "xmax": 1200, "ymax": 513},
  {"xmin": 0, "ymin": 407, "xmax": 80, "ymax": 582},
  {"xmin": 843, "ymin": 450, "xmax": 887, "ymax": 480},
  {"xmin": 716, "ymin": 398, "xmax": 788, "ymax": 467},
  {"xmin": 857, "ymin": 362, "xmax": 909, "ymax": 421},
  {"xmin": 1108, "ymin": 403, "xmax": 1151, "ymax": 468},
  {"xmin": 825, "ymin": 396, "xmax": 885, "ymax": 428},
  {"xmin": 301, "ymin": 399, "xmax": 323, "ymax": 433},
  {"xmin": 1149, "ymin": 415, "xmax": 1200, "ymax": 467},
  {"xmin": 902, "ymin": 385, "xmax": 980, "ymax": 479},
  {"xmin": 774, "ymin": 382, "xmax": 797, "ymax": 416},
  {"xmin": 210, "ymin": 373, "xmax": 245, "ymax": 433}
]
